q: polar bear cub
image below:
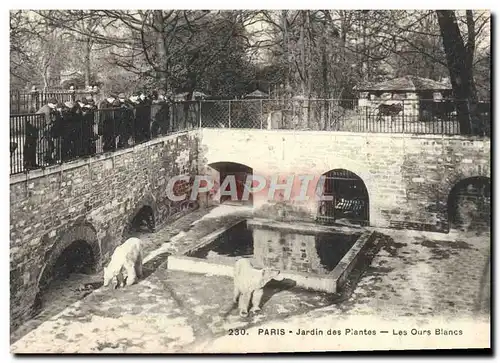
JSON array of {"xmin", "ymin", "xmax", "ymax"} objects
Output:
[
  {"xmin": 103, "ymin": 237, "xmax": 143, "ymax": 288},
  {"xmin": 233, "ymin": 258, "xmax": 282, "ymax": 317}
]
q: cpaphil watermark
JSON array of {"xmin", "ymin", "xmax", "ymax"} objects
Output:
[{"xmin": 168, "ymin": 174, "xmax": 334, "ymax": 202}]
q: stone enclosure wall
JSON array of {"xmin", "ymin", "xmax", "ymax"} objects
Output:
[
  {"xmin": 10, "ymin": 127, "xmax": 490, "ymax": 329},
  {"xmin": 10, "ymin": 132, "xmax": 199, "ymax": 329},
  {"xmin": 199, "ymin": 129, "xmax": 490, "ymax": 232}
]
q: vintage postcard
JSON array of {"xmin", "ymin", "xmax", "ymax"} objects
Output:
[{"xmin": 8, "ymin": 8, "xmax": 491, "ymax": 354}]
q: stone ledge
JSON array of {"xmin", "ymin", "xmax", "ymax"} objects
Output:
[
  {"xmin": 169, "ymin": 217, "xmax": 375, "ymax": 294},
  {"xmin": 10, "ymin": 131, "xmax": 197, "ymax": 185},
  {"xmin": 247, "ymin": 218, "xmax": 364, "ymax": 236},
  {"xmin": 200, "ymin": 127, "xmax": 491, "ymax": 142}
]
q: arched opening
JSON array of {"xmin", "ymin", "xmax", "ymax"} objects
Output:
[
  {"xmin": 130, "ymin": 206, "xmax": 155, "ymax": 233},
  {"xmin": 208, "ymin": 162, "xmax": 253, "ymax": 206},
  {"xmin": 122, "ymin": 204, "xmax": 156, "ymax": 241},
  {"xmin": 448, "ymin": 176, "xmax": 491, "ymax": 232},
  {"xmin": 34, "ymin": 239, "xmax": 98, "ymax": 316},
  {"xmin": 316, "ymin": 169, "xmax": 369, "ymax": 226}
]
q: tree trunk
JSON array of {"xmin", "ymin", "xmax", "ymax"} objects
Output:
[
  {"xmin": 153, "ymin": 10, "xmax": 169, "ymax": 93},
  {"xmin": 436, "ymin": 10, "xmax": 478, "ymax": 135},
  {"xmin": 299, "ymin": 11, "xmax": 307, "ymax": 97},
  {"xmin": 42, "ymin": 66, "xmax": 49, "ymax": 92},
  {"xmin": 84, "ymin": 37, "xmax": 92, "ymax": 89},
  {"xmin": 361, "ymin": 12, "xmax": 369, "ymax": 82},
  {"xmin": 321, "ymin": 36, "xmax": 329, "ymax": 130},
  {"xmin": 281, "ymin": 10, "xmax": 290, "ymax": 101}
]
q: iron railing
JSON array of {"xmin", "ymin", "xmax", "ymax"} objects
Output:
[
  {"xmin": 9, "ymin": 98, "xmax": 490, "ymax": 175},
  {"xmin": 10, "ymin": 90, "xmax": 99, "ymax": 114},
  {"xmin": 9, "ymin": 102, "xmax": 198, "ymax": 175},
  {"xmin": 198, "ymin": 98, "xmax": 491, "ymax": 136}
]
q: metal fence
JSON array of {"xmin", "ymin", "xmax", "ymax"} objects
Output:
[
  {"xmin": 10, "ymin": 102, "xmax": 198, "ymax": 175},
  {"xmin": 198, "ymin": 98, "xmax": 490, "ymax": 136},
  {"xmin": 9, "ymin": 98, "xmax": 490, "ymax": 175},
  {"xmin": 10, "ymin": 90, "xmax": 99, "ymax": 114}
]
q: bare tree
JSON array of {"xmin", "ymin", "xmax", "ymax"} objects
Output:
[
  {"xmin": 436, "ymin": 10, "xmax": 484, "ymax": 134},
  {"xmin": 10, "ymin": 11, "xmax": 70, "ymax": 90}
]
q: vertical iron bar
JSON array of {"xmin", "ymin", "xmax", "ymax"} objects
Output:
[
  {"xmin": 402, "ymin": 99, "xmax": 405, "ymax": 134},
  {"xmin": 442, "ymin": 103, "xmax": 445, "ymax": 135},
  {"xmin": 260, "ymin": 99, "xmax": 263, "ymax": 129},
  {"xmin": 17, "ymin": 90, "xmax": 20, "ymax": 114},
  {"xmin": 198, "ymin": 100, "xmax": 202, "ymax": 128}
]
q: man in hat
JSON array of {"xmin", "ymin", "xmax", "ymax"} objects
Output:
[
  {"xmin": 98, "ymin": 93, "xmax": 120, "ymax": 152},
  {"xmin": 135, "ymin": 90, "xmax": 152, "ymax": 143},
  {"xmin": 79, "ymin": 95, "xmax": 97, "ymax": 157},
  {"xmin": 116, "ymin": 93, "xmax": 135, "ymax": 149},
  {"xmin": 22, "ymin": 118, "xmax": 39, "ymax": 169},
  {"xmin": 59, "ymin": 100, "xmax": 83, "ymax": 161},
  {"xmin": 127, "ymin": 92, "xmax": 140, "ymax": 143},
  {"xmin": 115, "ymin": 93, "xmax": 126, "ymax": 148},
  {"xmin": 150, "ymin": 89, "xmax": 168, "ymax": 137},
  {"xmin": 33, "ymin": 98, "xmax": 59, "ymax": 166}
]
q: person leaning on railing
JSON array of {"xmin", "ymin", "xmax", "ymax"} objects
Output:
[
  {"xmin": 135, "ymin": 91, "xmax": 152, "ymax": 143},
  {"xmin": 78, "ymin": 96, "xmax": 98, "ymax": 157},
  {"xmin": 117, "ymin": 93, "xmax": 135, "ymax": 149},
  {"xmin": 59, "ymin": 101, "xmax": 83, "ymax": 162},
  {"xmin": 150, "ymin": 90, "xmax": 167, "ymax": 137},
  {"xmin": 34, "ymin": 98, "xmax": 59, "ymax": 167},
  {"xmin": 98, "ymin": 93, "xmax": 120, "ymax": 152},
  {"xmin": 127, "ymin": 93, "xmax": 141, "ymax": 144},
  {"xmin": 23, "ymin": 116, "xmax": 39, "ymax": 169}
]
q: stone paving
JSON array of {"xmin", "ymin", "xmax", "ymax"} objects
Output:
[
  {"xmin": 10, "ymin": 206, "xmax": 491, "ymax": 353},
  {"xmin": 10, "ymin": 205, "xmax": 251, "ymax": 344}
]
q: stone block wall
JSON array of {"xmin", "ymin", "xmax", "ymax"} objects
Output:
[
  {"xmin": 199, "ymin": 129, "xmax": 490, "ymax": 232},
  {"xmin": 10, "ymin": 126, "xmax": 491, "ymax": 329},
  {"xmin": 10, "ymin": 132, "xmax": 199, "ymax": 329}
]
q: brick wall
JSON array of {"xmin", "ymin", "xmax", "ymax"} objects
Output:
[
  {"xmin": 252, "ymin": 228, "xmax": 326, "ymax": 274},
  {"xmin": 10, "ymin": 127, "xmax": 491, "ymax": 328},
  {"xmin": 198, "ymin": 129, "xmax": 490, "ymax": 232},
  {"xmin": 10, "ymin": 132, "xmax": 199, "ymax": 329}
]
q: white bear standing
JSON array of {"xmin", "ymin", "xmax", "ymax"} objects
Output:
[
  {"xmin": 233, "ymin": 258, "xmax": 282, "ymax": 317},
  {"xmin": 103, "ymin": 237, "xmax": 143, "ymax": 288}
]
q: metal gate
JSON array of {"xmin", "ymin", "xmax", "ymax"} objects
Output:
[
  {"xmin": 316, "ymin": 169, "xmax": 369, "ymax": 226},
  {"xmin": 219, "ymin": 170, "xmax": 252, "ymax": 205}
]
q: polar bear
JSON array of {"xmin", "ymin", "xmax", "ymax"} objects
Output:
[
  {"xmin": 233, "ymin": 258, "xmax": 282, "ymax": 317},
  {"xmin": 103, "ymin": 237, "xmax": 143, "ymax": 288}
]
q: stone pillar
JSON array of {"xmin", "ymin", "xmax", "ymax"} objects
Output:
[{"xmin": 29, "ymin": 87, "xmax": 39, "ymax": 113}]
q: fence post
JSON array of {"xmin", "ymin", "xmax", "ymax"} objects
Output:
[
  {"xmin": 198, "ymin": 100, "xmax": 202, "ymax": 128},
  {"xmin": 441, "ymin": 102, "xmax": 445, "ymax": 135},
  {"xmin": 402, "ymin": 99, "xmax": 405, "ymax": 133},
  {"xmin": 260, "ymin": 99, "xmax": 263, "ymax": 129},
  {"xmin": 16, "ymin": 90, "xmax": 20, "ymax": 114},
  {"xmin": 228, "ymin": 100, "xmax": 232, "ymax": 129},
  {"xmin": 365, "ymin": 106, "xmax": 368, "ymax": 131},
  {"xmin": 29, "ymin": 90, "xmax": 39, "ymax": 113}
]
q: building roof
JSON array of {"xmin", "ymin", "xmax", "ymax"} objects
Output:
[
  {"xmin": 354, "ymin": 76, "xmax": 452, "ymax": 92},
  {"xmin": 245, "ymin": 89, "xmax": 268, "ymax": 98}
]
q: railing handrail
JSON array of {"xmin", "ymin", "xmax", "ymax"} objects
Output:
[
  {"xmin": 10, "ymin": 113, "xmax": 45, "ymax": 118},
  {"xmin": 9, "ymin": 99, "xmax": 490, "ymax": 176}
]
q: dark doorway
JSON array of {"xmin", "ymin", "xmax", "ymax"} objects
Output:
[
  {"xmin": 34, "ymin": 240, "xmax": 97, "ymax": 316},
  {"xmin": 316, "ymin": 169, "xmax": 369, "ymax": 226},
  {"xmin": 448, "ymin": 177, "xmax": 491, "ymax": 232},
  {"xmin": 130, "ymin": 206, "xmax": 155, "ymax": 233},
  {"xmin": 209, "ymin": 162, "xmax": 253, "ymax": 206}
]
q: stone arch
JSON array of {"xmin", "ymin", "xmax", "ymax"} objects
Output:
[
  {"xmin": 208, "ymin": 161, "xmax": 254, "ymax": 206},
  {"xmin": 447, "ymin": 176, "xmax": 491, "ymax": 232},
  {"xmin": 123, "ymin": 194, "xmax": 158, "ymax": 237},
  {"xmin": 34, "ymin": 222, "xmax": 100, "ymax": 313},
  {"xmin": 442, "ymin": 164, "xmax": 490, "ymax": 197},
  {"xmin": 315, "ymin": 168, "xmax": 370, "ymax": 226}
]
